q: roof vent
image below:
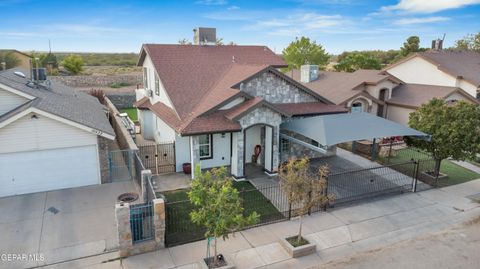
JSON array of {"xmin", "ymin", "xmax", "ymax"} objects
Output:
[
  {"xmin": 300, "ymin": 65, "xmax": 319, "ymax": 83},
  {"xmin": 32, "ymin": 68, "xmax": 47, "ymax": 81},
  {"xmin": 193, "ymin": 27, "xmax": 216, "ymax": 45},
  {"xmin": 431, "ymin": 39, "xmax": 443, "ymax": 50},
  {"xmin": 14, "ymin": 71, "xmax": 26, "ymax": 78}
]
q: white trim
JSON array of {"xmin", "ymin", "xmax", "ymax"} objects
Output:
[
  {"xmin": 94, "ymin": 141, "xmax": 102, "ymax": 184},
  {"xmin": 0, "ymin": 83, "xmax": 36, "ymax": 100},
  {"xmin": 0, "ymin": 107, "xmax": 115, "ymax": 140}
]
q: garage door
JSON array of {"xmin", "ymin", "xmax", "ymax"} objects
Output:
[{"xmin": 0, "ymin": 145, "xmax": 100, "ymax": 197}]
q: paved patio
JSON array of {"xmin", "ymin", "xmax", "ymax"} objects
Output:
[{"xmin": 0, "ymin": 181, "xmax": 137, "ymax": 269}]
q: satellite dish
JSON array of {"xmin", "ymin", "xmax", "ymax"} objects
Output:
[{"xmin": 14, "ymin": 71, "xmax": 26, "ymax": 78}]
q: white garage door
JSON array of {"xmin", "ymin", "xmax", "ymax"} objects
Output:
[{"xmin": 0, "ymin": 145, "xmax": 100, "ymax": 197}]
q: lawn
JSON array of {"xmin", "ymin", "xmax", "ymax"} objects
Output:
[
  {"xmin": 159, "ymin": 181, "xmax": 284, "ymax": 246},
  {"xmin": 120, "ymin": 108, "xmax": 137, "ymax": 122},
  {"xmin": 378, "ymin": 148, "xmax": 480, "ymax": 187}
]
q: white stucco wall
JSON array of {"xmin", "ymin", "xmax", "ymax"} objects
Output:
[
  {"xmin": 387, "ymin": 56, "xmax": 456, "ymax": 87},
  {"xmin": 198, "ymin": 133, "xmax": 231, "ymax": 169},
  {"xmin": 456, "ymin": 79, "xmax": 478, "ymax": 98},
  {"xmin": 142, "ymin": 54, "xmax": 173, "ymax": 108},
  {"xmin": 366, "ymin": 80, "xmax": 395, "ymax": 100},
  {"xmin": 386, "ymin": 105, "xmax": 415, "ymax": 126},
  {"xmin": 175, "ymin": 135, "xmax": 190, "ymax": 172},
  {"xmin": 153, "ymin": 115, "xmax": 176, "ymax": 143},
  {"xmin": 245, "ymin": 125, "xmax": 262, "ymax": 164},
  {"xmin": 141, "ymin": 110, "xmax": 155, "ymax": 140}
]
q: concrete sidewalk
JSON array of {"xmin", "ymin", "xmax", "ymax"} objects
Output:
[{"xmin": 41, "ymin": 179, "xmax": 480, "ymax": 269}]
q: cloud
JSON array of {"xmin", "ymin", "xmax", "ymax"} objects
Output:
[
  {"xmin": 195, "ymin": 0, "xmax": 227, "ymax": 5},
  {"xmin": 381, "ymin": 0, "xmax": 480, "ymax": 14},
  {"xmin": 393, "ymin": 16, "xmax": 451, "ymax": 25},
  {"xmin": 227, "ymin": 5, "xmax": 239, "ymax": 10}
]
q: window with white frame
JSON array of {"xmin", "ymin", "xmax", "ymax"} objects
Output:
[
  {"xmin": 143, "ymin": 67, "xmax": 148, "ymax": 89},
  {"xmin": 199, "ymin": 134, "xmax": 213, "ymax": 159},
  {"xmin": 281, "ymin": 138, "xmax": 290, "ymax": 152},
  {"xmin": 155, "ymin": 74, "xmax": 160, "ymax": 96}
]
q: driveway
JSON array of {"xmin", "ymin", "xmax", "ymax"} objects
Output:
[{"xmin": 0, "ymin": 181, "xmax": 137, "ymax": 269}]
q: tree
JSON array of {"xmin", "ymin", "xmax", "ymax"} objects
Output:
[
  {"xmin": 178, "ymin": 38, "xmax": 192, "ymax": 45},
  {"xmin": 400, "ymin": 36, "xmax": 420, "ymax": 57},
  {"xmin": 282, "ymin": 37, "xmax": 330, "ymax": 71},
  {"xmin": 279, "ymin": 158, "xmax": 334, "ymax": 246},
  {"xmin": 61, "ymin": 54, "xmax": 84, "ymax": 75},
  {"xmin": 0, "ymin": 51, "xmax": 20, "ymax": 70},
  {"xmin": 334, "ymin": 53, "xmax": 382, "ymax": 72},
  {"xmin": 188, "ymin": 165, "xmax": 258, "ymax": 267},
  {"xmin": 453, "ymin": 32, "xmax": 480, "ymax": 52},
  {"xmin": 336, "ymin": 50, "xmax": 400, "ymax": 66},
  {"xmin": 407, "ymin": 99, "xmax": 480, "ymax": 178}
]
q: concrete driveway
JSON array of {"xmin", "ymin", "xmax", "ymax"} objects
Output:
[{"xmin": 0, "ymin": 181, "xmax": 137, "ymax": 269}]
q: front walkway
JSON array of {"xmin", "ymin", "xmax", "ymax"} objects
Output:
[{"xmin": 44, "ymin": 178, "xmax": 480, "ymax": 269}]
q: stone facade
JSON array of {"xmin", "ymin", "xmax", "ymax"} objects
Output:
[
  {"xmin": 115, "ymin": 198, "xmax": 166, "ymax": 258},
  {"xmin": 280, "ymin": 130, "xmax": 336, "ymax": 163},
  {"xmin": 97, "ymin": 136, "xmax": 110, "ymax": 183},
  {"xmin": 240, "ymin": 72, "xmax": 318, "ymax": 104},
  {"xmin": 106, "ymin": 93, "xmax": 136, "ymax": 109},
  {"xmin": 190, "ymin": 136, "xmax": 200, "ymax": 179},
  {"xmin": 231, "ymin": 106, "xmax": 283, "ymax": 177}
]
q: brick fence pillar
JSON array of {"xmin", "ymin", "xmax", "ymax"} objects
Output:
[
  {"xmin": 115, "ymin": 202, "xmax": 132, "ymax": 258},
  {"xmin": 153, "ymin": 198, "xmax": 166, "ymax": 248}
]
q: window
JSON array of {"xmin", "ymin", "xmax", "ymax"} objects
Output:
[
  {"xmin": 351, "ymin": 102, "xmax": 363, "ymax": 113},
  {"xmin": 143, "ymin": 67, "xmax": 148, "ymax": 89},
  {"xmin": 199, "ymin": 134, "xmax": 213, "ymax": 159},
  {"xmin": 281, "ymin": 138, "xmax": 290, "ymax": 152},
  {"xmin": 155, "ymin": 74, "xmax": 160, "ymax": 96}
]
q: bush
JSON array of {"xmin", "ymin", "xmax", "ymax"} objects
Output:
[
  {"xmin": 61, "ymin": 54, "xmax": 84, "ymax": 75},
  {"xmin": 110, "ymin": 82, "xmax": 131, "ymax": 88}
]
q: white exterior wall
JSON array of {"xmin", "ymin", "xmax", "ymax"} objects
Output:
[
  {"xmin": 386, "ymin": 105, "xmax": 415, "ymax": 126},
  {"xmin": 175, "ymin": 135, "xmax": 190, "ymax": 172},
  {"xmin": 154, "ymin": 115, "xmax": 176, "ymax": 143},
  {"xmin": 366, "ymin": 80, "xmax": 395, "ymax": 100},
  {"xmin": 388, "ymin": 57, "xmax": 457, "ymax": 87},
  {"xmin": 199, "ymin": 133, "xmax": 231, "ymax": 169},
  {"xmin": 219, "ymin": 97, "xmax": 246, "ymax": 110},
  {"xmin": 444, "ymin": 92, "xmax": 473, "ymax": 102},
  {"xmin": 141, "ymin": 110, "xmax": 155, "ymax": 140},
  {"xmin": 0, "ymin": 88, "xmax": 28, "ymax": 115},
  {"xmin": 142, "ymin": 54, "xmax": 173, "ymax": 108},
  {"xmin": 0, "ymin": 112, "xmax": 98, "ymax": 154},
  {"xmin": 245, "ymin": 125, "xmax": 262, "ymax": 164},
  {"xmin": 457, "ymin": 79, "xmax": 478, "ymax": 98}
]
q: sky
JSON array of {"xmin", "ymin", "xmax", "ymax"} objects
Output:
[{"xmin": 1, "ymin": 0, "xmax": 479, "ymax": 54}]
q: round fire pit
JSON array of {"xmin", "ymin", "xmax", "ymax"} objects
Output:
[{"xmin": 117, "ymin": 192, "xmax": 139, "ymax": 203}]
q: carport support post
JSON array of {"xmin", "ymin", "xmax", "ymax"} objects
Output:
[
  {"xmin": 115, "ymin": 202, "xmax": 132, "ymax": 258},
  {"xmin": 153, "ymin": 198, "xmax": 166, "ymax": 248}
]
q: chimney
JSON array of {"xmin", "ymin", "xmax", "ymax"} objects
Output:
[
  {"xmin": 193, "ymin": 27, "xmax": 216, "ymax": 45},
  {"xmin": 300, "ymin": 65, "xmax": 319, "ymax": 83},
  {"xmin": 431, "ymin": 39, "xmax": 443, "ymax": 50}
]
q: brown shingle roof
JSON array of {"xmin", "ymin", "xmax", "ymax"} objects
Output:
[
  {"xmin": 387, "ymin": 83, "xmax": 478, "ymax": 108},
  {"xmin": 181, "ymin": 110, "xmax": 241, "ymax": 135},
  {"xmin": 287, "ymin": 69, "xmax": 392, "ymax": 104},
  {"xmin": 273, "ymin": 102, "xmax": 347, "ymax": 116},
  {"xmin": 418, "ymin": 50, "xmax": 480, "ymax": 87},
  {"xmin": 139, "ymin": 44, "xmax": 286, "ymax": 120},
  {"xmin": 134, "ymin": 98, "xmax": 182, "ymax": 130}
]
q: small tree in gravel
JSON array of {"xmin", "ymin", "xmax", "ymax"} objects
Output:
[
  {"xmin": 61, "ymin": 54, "xmax": 84, "ymax": 75},
  {"xmin": 188, "ymin": 165, "xmax": 258, "ymax": 267},
  {"xmin": 279, "ymin": 158, "xmax": 334, "ymax": 246}
]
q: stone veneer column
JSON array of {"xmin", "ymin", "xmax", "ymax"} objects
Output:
[
  {"xmin": 236, "ymin": 130, "xmax": 244, "ymax": 177},
  {"xmin": 190, "ymin": 136, "xmax": 200, "ymax": 179},
  {"xmin": 97, "ymin": 136, "xmax": 110, "ymax": 183},
  {"xmin": 272, "ymin": 126, "xmax": 280, "ymax": 172},
  {"xmin": 115, "ymin": 202, "xmax": 132, "ymax": 258},
  {"xmin": 153, "ymin": 198, "xmax": 166, "ymax": 248}
]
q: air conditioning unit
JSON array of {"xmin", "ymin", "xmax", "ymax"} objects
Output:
[{"xmin": 146, "ymin": 89, "xmax": 153, "ymax": 97}]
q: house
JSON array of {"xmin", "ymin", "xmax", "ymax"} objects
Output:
[
  {"xmin": 0, "ymin": 68, "xmax": 115, "ymax": 197},
  {"xmin": 385, "ymin": 50, "xmax": 480, "ymax": 99},
  {"xmin": 0, "ymin": 49, "xmax": 32, "ymax": 70},
  {"xmin": 134, "ymin": 30, "xmax": 353, "ymax": 179},
  {"xmin": 286, "ymin": 67, "xmax": 401, "ymax": 117}
]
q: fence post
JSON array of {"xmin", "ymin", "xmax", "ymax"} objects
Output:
[
  {"xmin": 288, "ymin": 203, "xmax": 292, "ymax": 219},
  {"xmin": 141, "ymin": 169, "xmax": 153, "ymax": 203},
  {"xmin": 412, "ymin": 161, "xmax": 418, "ymax": 193},
  {"xmin": 323, "ymin": 176, "xmax": 329, "ymax": 211},
  {"xmin": 371, "ymin": 138, "xmax": 377, "ymax": 161},
  {"xmin": 115, "ymin": 202, "xmax": 132, "ymax": 258},
  {"xmin": 153, "ymin": 198, "xmax": 166, "ymax": 248}
]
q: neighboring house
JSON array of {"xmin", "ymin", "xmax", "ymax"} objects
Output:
[
  {"xmin": 134, "ymin": 42, "xmax": 347, "ymax": 179},
  {"xmin": 0, "ymin": 69, "xmax": 115, "ymax": 197},
  {"xmin": 386, "ymin": 83, "xmax": 478, "ymax": 125},
  {"xmin": 0, "ymin": 49, "xmax": 32, "ymax": 70},
  {"xmin": 287, "ymin": 66, "xmax": 400, "ymax": 117},
  {"xmin": 385, "ymin": 50, "xmax": 480, "ymax": 99}
]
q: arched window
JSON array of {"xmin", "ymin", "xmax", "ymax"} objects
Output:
[{"xmin": 351, "ymin": 102, "xmax": 363, "ymax": 113}]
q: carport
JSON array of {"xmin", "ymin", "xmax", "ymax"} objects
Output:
[{"xmin": 280, "ymin": 112, "xmax": 430, "ymax": 205}]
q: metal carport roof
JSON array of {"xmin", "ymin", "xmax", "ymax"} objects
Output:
[{"xmin": 281, "ymin": 112, "xmax": 429, "ymax": 147}]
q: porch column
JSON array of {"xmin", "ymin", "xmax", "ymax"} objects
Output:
[
  {"xmin": 272, "ymin": 126, "xmax": 280, "ymax": 173},
  {"xmin": 230, "ymin": 131, "xmax": 244, "ymax": 179},
  {"xmin": 189, "ymin": 136, "xmax": 200, "ymax": 179}
]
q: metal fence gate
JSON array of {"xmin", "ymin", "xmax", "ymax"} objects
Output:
[
  {"xmin": 138, "ymin": 142, "xmax": 176, "ymax": 174},
  {"xmin": 130, "ymin": 202, "xmax": 155, "ymax": 244}
]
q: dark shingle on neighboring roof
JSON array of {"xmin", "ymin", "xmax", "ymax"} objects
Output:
[
  {"xmin": 0, "ymin": 69, "xmax": 114, "ymax": 137},
  {"xmin": 419, "ymin": 50, "xmax": 480, "ymax": 87}
]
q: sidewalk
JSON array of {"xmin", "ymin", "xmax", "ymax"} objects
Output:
[{"xmin": 41, "ymin": 179, "xmax": 480, "ymax": 269}]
